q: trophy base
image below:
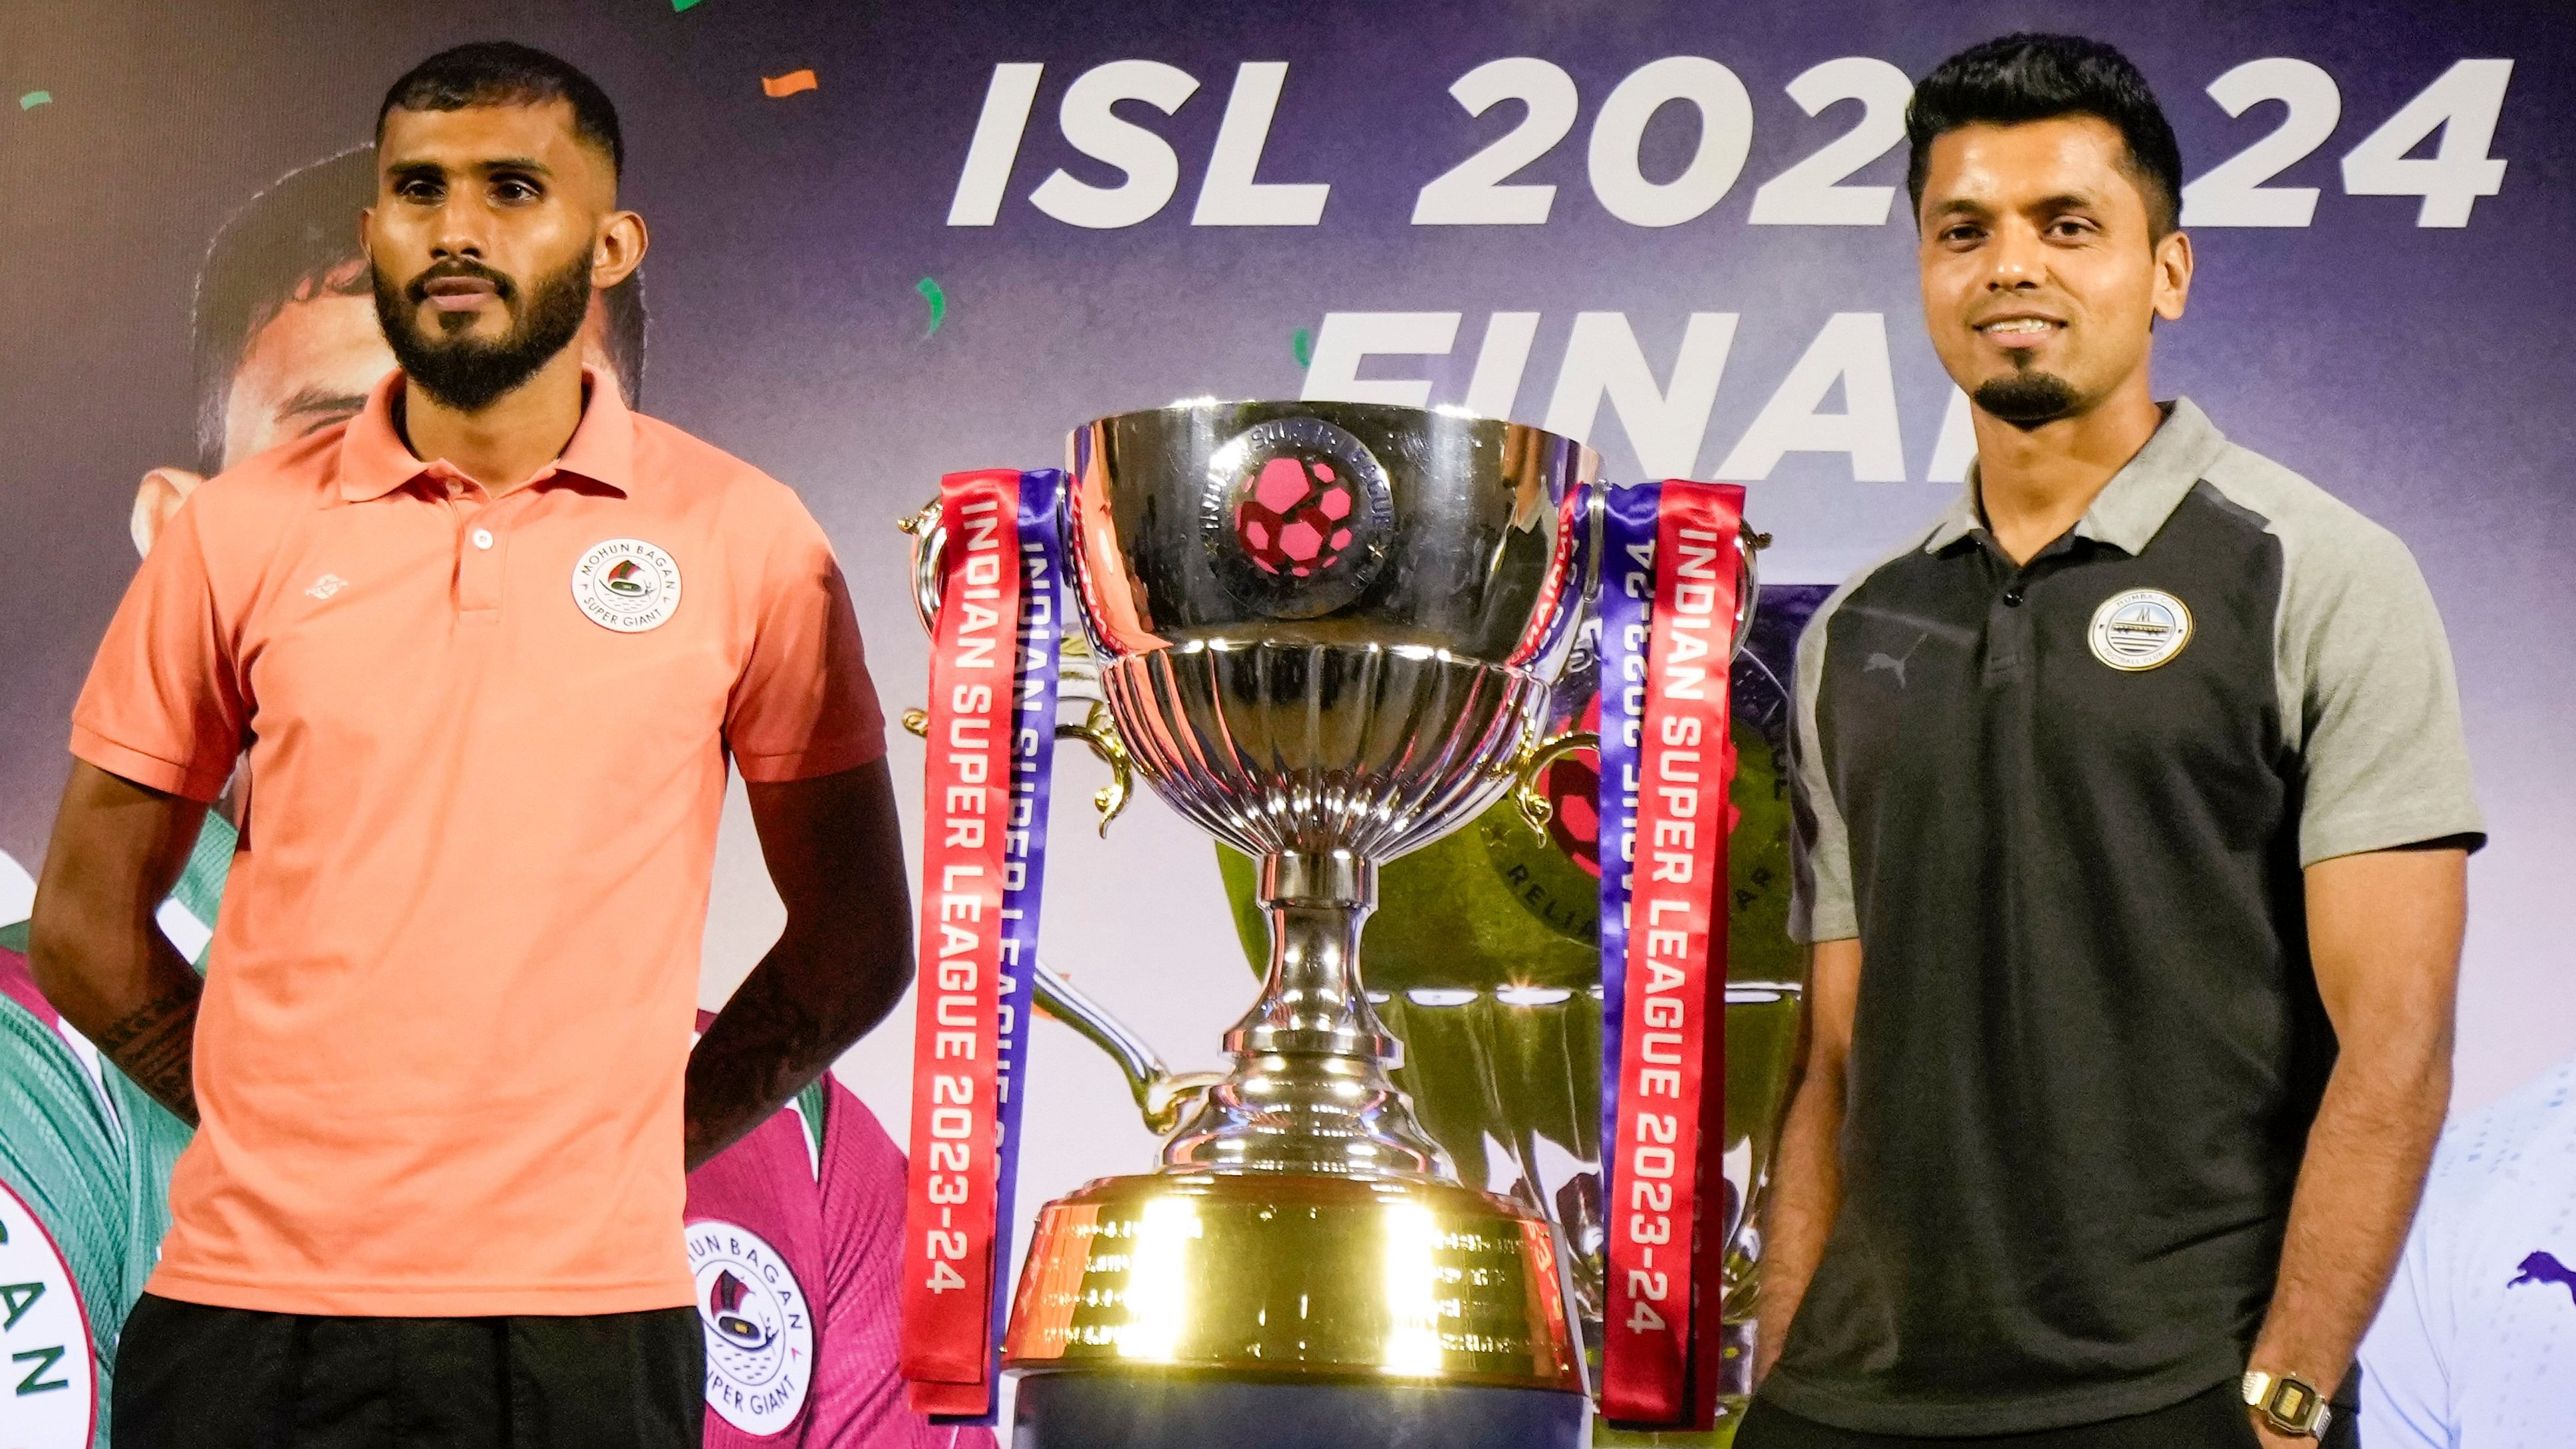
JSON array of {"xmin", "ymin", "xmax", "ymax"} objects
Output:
[
  {"xmin": 1002, "ymin": 1171, "xmax": 1580, "ymax": 1392},
  {"xmin": 1011, "ymin": 1370, "xmax": 1589, "ymax": 1449}
]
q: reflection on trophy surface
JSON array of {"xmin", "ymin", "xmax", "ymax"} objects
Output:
[{"xmin": 902, "ymin": 400, "xmax": 1775, "ymax": 1442}]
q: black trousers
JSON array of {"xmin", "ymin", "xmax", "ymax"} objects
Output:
[
  {"xmin": 1735, "ymin": 1381, "xmax": 2359, "ymax": 1449},
  {"xmin": 111, "ymin": 1293, "xmax": 703, "ymax": 1449}
]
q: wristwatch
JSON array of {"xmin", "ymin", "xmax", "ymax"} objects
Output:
[{"xmin": 2241, "ymin": 1369, "xmax": 2333, "ymax": 1438}]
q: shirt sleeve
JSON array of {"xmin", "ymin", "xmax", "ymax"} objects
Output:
[
  {"xmin": 724, "ymin": 497, "xmax": 887, "ymax": 784},
  {"xmin": 1787, "ymin": 600, "xmax": 1858, "ymax": 944},
  {"xmin": 2284, "ymin": 521, "xmax": 2484, "ymax": 866},
  {"xmin": 69, "ymin": 494, "xmax": 247, "ymax": 802}
]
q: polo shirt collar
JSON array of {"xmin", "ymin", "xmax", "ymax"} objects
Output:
[
  {"xmin": 1922, "ymin": 486, "xmax": 1983, "ymax": 554},
  {"xmin": 336, "ymin": 366, "xmax": 638, "ymax": 501},
  {"xmin": 1922, "ymin": 397, "xmax": 2232, "ymax": 557}
]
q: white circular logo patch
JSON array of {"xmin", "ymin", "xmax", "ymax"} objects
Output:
[
  {"xmin": 2088, "ymin": 588, "xmax": 2193, "ymax": 671},
  {"xmin": 571, "ymin": 539, "xmax": 682, "ymax": 632},
  {"xmin": 0, "ymin": 1178, "xmax": 97, "ymax": 1449},
  {"xmin": 688, "ymin": 1219, "xmax": 813, "ymax": 1435}
]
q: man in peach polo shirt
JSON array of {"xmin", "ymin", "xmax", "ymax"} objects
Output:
[{"xmin": 27, "ymin": 43, "xmax": 915, "ymax": 1448}]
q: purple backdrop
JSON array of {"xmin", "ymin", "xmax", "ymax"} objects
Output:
[{"xmin": 1, "ymin": 0, "xmax": 2568, "ymax": 1313}]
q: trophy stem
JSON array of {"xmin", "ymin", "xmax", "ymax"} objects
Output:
[{"xmin": 1161, "ymin": 849, "xmax": 1453, "ymax": 1180}]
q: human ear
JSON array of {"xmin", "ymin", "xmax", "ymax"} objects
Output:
[
  {"xmin": 132, "ymin": 467, "xmax": 206, "ymax": 559},
  {"xmin": 590, "ymin": 210, "xmax": 648, "ymax": 291},
  {"xmin": 2153, "ymin": 229, "xmax": 2194, "ymax": 323}
]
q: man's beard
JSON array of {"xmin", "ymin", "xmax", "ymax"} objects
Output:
[
  {"xmin": 1973, "ymin": 366, "xmax": 2082, "ymax": 429},
  {"xmin": 374, "ymin": 251, "xmax": 589, "ymax": 412}
]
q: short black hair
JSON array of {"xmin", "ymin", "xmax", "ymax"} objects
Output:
[
  {"xmin": 190, "ymin": 146, "xmax": 647, "ymax": 473},
  {"xmin": 1906, "ymin": 34, "xmax": 2184, "ymax": 239},
  {"xmin": 376, "ymin": 41, "xmax": 623, "ymax": 178}
]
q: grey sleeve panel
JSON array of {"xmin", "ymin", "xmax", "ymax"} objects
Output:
[
  {"xmin": 1787, "ymin": 573, "xmax": 1864, "ymax": 944},
  {"xmin": 2202, "ymin": 449, "xmax": 2486, "ymax": 865}
]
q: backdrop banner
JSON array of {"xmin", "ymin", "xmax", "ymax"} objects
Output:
[{"xmin": 0, "ymin": 3, "xmax": 2568, "ymax": 1444}]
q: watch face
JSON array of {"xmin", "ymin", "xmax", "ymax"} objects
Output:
[{"xmin": 2263, "ymin": 1377, "xmax": 2323, "ymax": 1432}]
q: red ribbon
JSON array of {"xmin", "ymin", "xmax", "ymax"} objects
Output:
[
  {"xmin": 1600, "ymin": 480, "xmax": 1744, "ymax": 1428},
  {"xmin": 899, "ymin": 469, "xmax": 1026, "ymax": 1417}
]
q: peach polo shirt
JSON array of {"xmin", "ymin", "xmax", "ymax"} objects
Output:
[{"xmin": 70, "ymin": 369, "xmax": 885, "ymax": 1315}]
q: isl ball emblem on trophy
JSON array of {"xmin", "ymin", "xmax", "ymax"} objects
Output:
[{"xmin": 896, "ymin": 401, "xmax": 1771, "ymax": 1448}]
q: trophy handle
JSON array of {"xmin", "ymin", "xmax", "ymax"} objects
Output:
[
  {"xmin": 898, "ymin": 705, "xmax": 1134, "ymax": 835},
  {"xmin": 1506, "ymin": 515, "xmax": 1770, "ymax": 841},
  {"xmin": 1055, "ymin": 702, "xmax": 1133, "ymax": 835},
  {"xmin": 1578, "ymin": 491, "xmax": 1769, "ymax": 660},
  {"xmin": 897, "ymin": 491, "xmax": 1127, "ymax": 831},
  {"xmin": 899, "ymin": 491, "xmax": 1107, "ymax": 706},
  {"xmin": 1736, "ymin": 526, "xmax": 1768, "ymax": 651},
  {"xmin": 1032, "ymin": 958, "xmax": 1226, "ymax": 1136},
  {"xmin": 895, "ymin": 497, "xmax": 948, "ymax": 638},
  {"xmin": 1510, "ymin": 730, "xmax": 1601, "ymax": 839}
]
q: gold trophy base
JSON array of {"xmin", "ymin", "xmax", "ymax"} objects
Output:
[{"xmin": 1002, "ymin": 1170, "xmax": 1583, "ymax": 1392}]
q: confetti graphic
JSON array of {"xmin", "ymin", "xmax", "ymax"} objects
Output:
[
  {"xmin": 19, "ymin": 91, "xmax": 52, "ymax": 110},
  {"xmin": 670, "ymin": 0, "xmax": 704, "ymax": 11},
  {"xmin": 762, "ymin": 69, "xmax": 817, "ymax": 98},
  {"xmin": 1292, "ymin": 327, "xmax": 1312, "ymax": 368},
  {"xmin": 917, "ymin": 277, "xmax": 946, "ymax": 337}
]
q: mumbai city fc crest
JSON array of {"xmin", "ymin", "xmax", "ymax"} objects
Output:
[
  {"xmin": 688, "ymin": 1220, "xmax": 813, "ymax": 1434},
  {"xmin": 1201, "ymin": 415, "xmax": 1395, "ymax": 618},
  {"xmin": 2088, "ymin": 588, "xmax": 2192, "ymax": 671},
  {"xmin": 0, "ymin": 1178, "xmax": 97, "ymax": 1449},
  {"xmin": 571, "ymin": 538, "xmax": 682, "ymax": 632}
]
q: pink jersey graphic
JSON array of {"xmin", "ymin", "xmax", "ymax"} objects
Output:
[{"xmin": 686, "ymin": 1011, "xmax": 995, "ymax": 1448}]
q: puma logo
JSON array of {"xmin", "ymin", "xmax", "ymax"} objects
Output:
[
  {"xmin": 305, "ymin": 574, "xmax": 348, "ymax": 601},
  {"xmin": 1864, "ymin": 632, "xmax": 1928, "ymax": 688},
  {"xmin": 2509, "ymin": 1251, "xmax": 2576, "ymax": 1305}
]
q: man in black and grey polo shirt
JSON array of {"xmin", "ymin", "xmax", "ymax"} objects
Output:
[{"xmin": 1741, "ymin": 35, "xmax": 2482, "ymax": 1449}]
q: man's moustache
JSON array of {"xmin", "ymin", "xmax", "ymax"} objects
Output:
[{"xmin": 404, "ymin": 263, "xmax": 517, "ymax": 305}]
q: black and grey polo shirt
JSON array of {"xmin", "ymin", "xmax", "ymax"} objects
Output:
[{"xmin": 1769, "ymin": 398, "xmax": 2484, "ymax": 1436}]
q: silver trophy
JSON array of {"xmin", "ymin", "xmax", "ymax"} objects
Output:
[{"xmin": 903, "ymin": 401, "xmax": 1756, "ymax": 1446}]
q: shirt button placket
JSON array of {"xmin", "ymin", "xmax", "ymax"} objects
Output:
[
  {"xmin": 458, "ymin": 489, "xmax": 505, "ymax": 622},
  {"xmin": 1983, "ymin": 572, "xmax": 2032, "ymax": 688}
]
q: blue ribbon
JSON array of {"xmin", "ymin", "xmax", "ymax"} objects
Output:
[
  {"xmin": 961, "ymin": 467, "xmax": 1066, "ymax": 1424},
  {"xmin": 1594, "ymin": 481, "xmax": 1660, "ymax": 1210}
]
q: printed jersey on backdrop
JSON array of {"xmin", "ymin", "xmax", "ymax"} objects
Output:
[
  {"xmin": 2362, "ymin": 1055, "xmax": 2576, "ymax": 1448},
  {"xmin": 687, "ymin": 1010, "xmax": 995, "ymax": 1449}
]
